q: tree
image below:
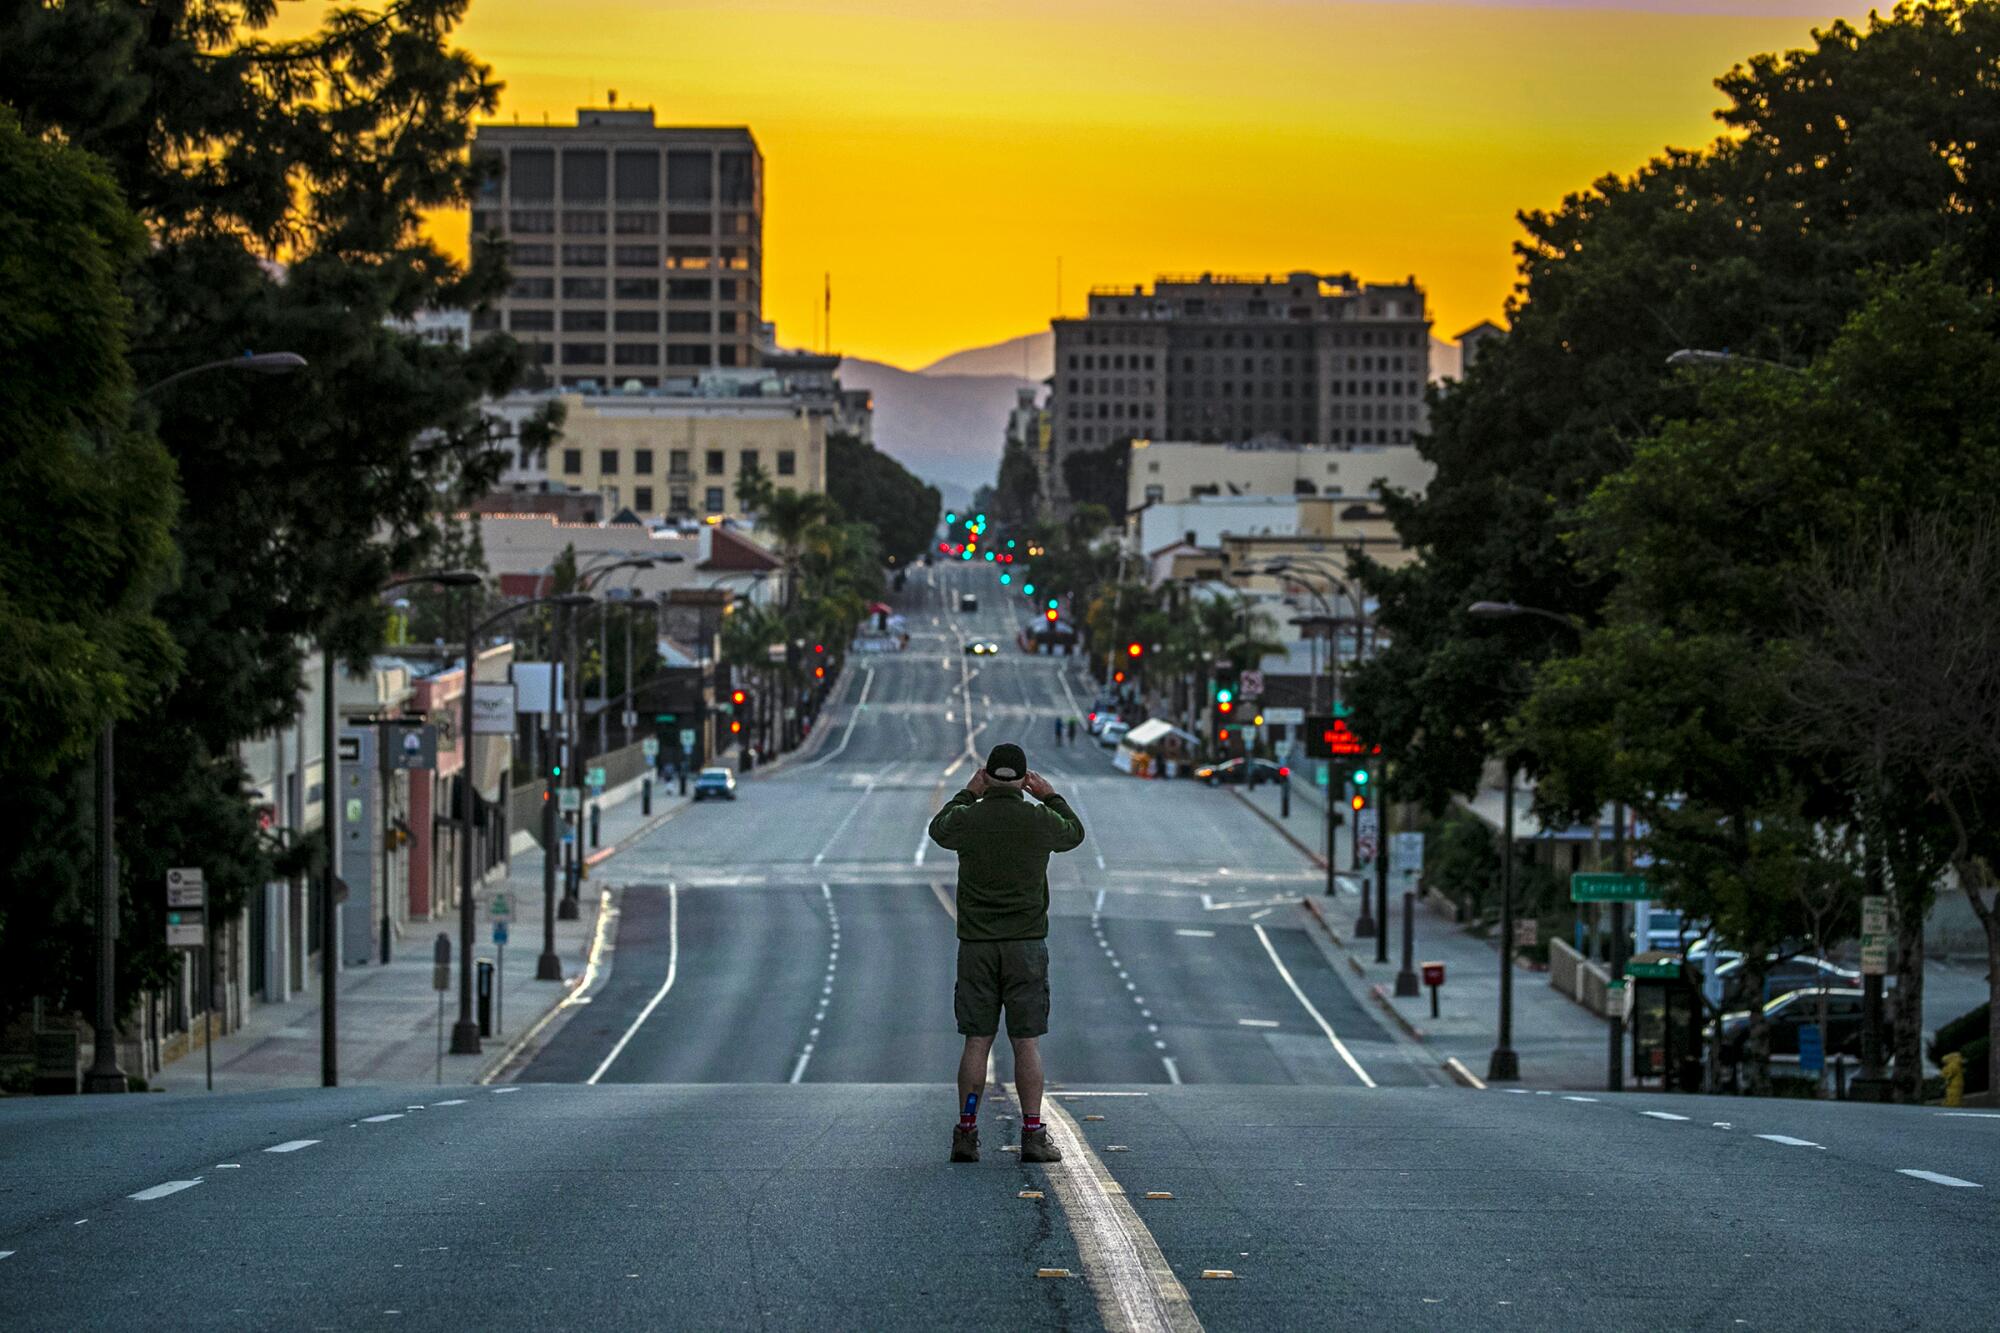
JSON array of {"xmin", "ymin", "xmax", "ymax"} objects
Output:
[
  {"xmin": 735, "ymin": 457, "xmax": 775, "ymax": 515},
  {"xmin": 1, "ymin": 0, "xmax": 536, "ymax": 1027},
  {"xmin": 1784, "ymin": 517, "xmax": 2000, "ymax": 1101},
  {"xmin": 993, "ymin": 434, "xmax": 1041, "ymax": 527},
  {"xmin": 1061, "ymin": 438, "xmax": 1130, "ymax": 515},
  {"xmin": 824, "ymin": 430, "xmax": 940, "ymax": 567},
  {"xmin": 0, "ymin": 108, "xmax": 180, "ymax": 1020},
  {"xmin": 763, "ymin": 489, "xmax": 842, "ymax": 610}
]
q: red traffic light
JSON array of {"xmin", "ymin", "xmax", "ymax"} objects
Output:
[
  {"xmin": 1279, "ymin": 766, "xmax": 1291, "ymax": 777},
  {"xmin": 814, "ymin": 643, "xmax": 824, "ymax": 654},
  {"xmin": 1113, "ymin": 670, "xmax": 1125, "ymax": 684},
  {"xmin": 1219, "ymin": 728, "xmax": 1231, "ymax": 743},
  {"xmin": 814, "ymin": 665, "xmax": 826, "ymax": 679},
  {"xmin": 731, "ymin": 689, "xmax": 747, "ymax": 706},
  {"xmin": 1350, "ymin": 794, "xmax": 1366, "ymax": 811},
  {"xmin": 729, "ymin": 719, "xmax": 742, "ymax": 734},
  {"xmin": 1045, "ymin": 609, "xmax": 1058, "ymax": 622},
  {"xmin": 1126, "ymin": 642, "xmax": 1143, "ymax": 658}
]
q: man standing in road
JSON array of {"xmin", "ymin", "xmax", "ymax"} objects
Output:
[{"xmin": 928, "ymin": 742, "xmax": 1086, "ymax": 1164}]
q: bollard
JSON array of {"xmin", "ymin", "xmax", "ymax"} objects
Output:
[
  {"xmin": 475, "ymin": 957, "xmax": 495, "ymax": 1038},
  {"xmin": 642, "ymin": 776, "xmax": 652, "ymax": 816},
  {"xmin": 589, "ymin": 803, "xmax": 601, "ymax": 849},
  {"xmin": 1281, "ymin": 777, "xmax": 1291, "ymax": 819},
  {"xmin": 1394, "ymin": 891, "xmax": 1422, "ymax": 996},
  {"xmin": 1944, "ymin": 1051, "xmax": 1966, "ymax": 1107}
]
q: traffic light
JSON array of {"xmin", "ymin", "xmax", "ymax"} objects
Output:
[
  {"xmin": 1350, "ymin": 793, "xmax": 1367, "ymax": 812},
  {"xmin": 1045, "ymin": 609, "xmax": 1058, "ymax": 622},
  {"xmin": 814, "ymin": 665, "xmax": 826, "ymax": 679},
  {"xmin": 1218, "ymin": 698, "xmax": 1233, "ymax": 715},
  {"xmin": 731, "ymin": 689, "xmax": 748, "ymax": 707},
  {"xmin": 1047, "ymin": 599, "xmax": 1058, "ymax": 610},
  {"xmin": 946, "ymin": 511, "xmax": 956, "ymax": 524},
  {"xmin": 1219, "ymin": 728, "xmax": 1231, "ymax": 743},
  {"xmin": 1126, "ymin": 642, "xmax": 1143, "ymax": 659},
  {"xmin": 1024, "ymin": 583, "xmax": 1035, "ymax": 595},
  {"xmin": 730, "ymin": 719, "xmax": 742, "ymax": 734},
  {"xmin": 1000, "ymin": 574, "xmax": 1011, "ymax": 585},
  {"xmin": 1113, "ymin": 670, "xmax": 1126, "ymax": 683},
  {"xmin": 1351, "ymin": 767, "xmax": 1369, "ymax": 788},
  {"xmin": 1216, "ymin": 686, "xmax": 1234, "ymax": 705}
]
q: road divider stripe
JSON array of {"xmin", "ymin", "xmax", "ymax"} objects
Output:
[
  {"xmin": 264, "ymin": 1140, "xmax": 319, "ymax": 1153},
  {"xmin": 1034, "ymin": 1090, "xmax": 1203, "ymax": 1333},
  {"xmin": 1252, "ymin": 924, "xmax": 1376, "ymax": 1088},
  {"xmin": 587, "ymin": 882, "xmax": 678, "ymax": 1085},
  {"xmin": 1756, "ymin": 1134, "xmax": 1824, "ymax": 1149},
  {"xmin": 361, "ymin": 1114, "xmax": 403, "ymax": 1123},
  {"xmin": 129, "ymin": 1180, "xmax": 202, "ymax": 1201},
  {"xmin": 1641, "ymin": 1111, "xmax": 1690, "ymax": 1122},
  {"xmin": 1898, "ymin": 1169, "xmax": 1982, "ymax": 1188}
]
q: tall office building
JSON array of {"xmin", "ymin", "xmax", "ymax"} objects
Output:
[
  {"xmin": 1047, "ymin": 271, "xmax": 1431, "ymax": 506},
  {"xmin": 470, "ymin": 107, "xmax": 763, "ymax": 385}
]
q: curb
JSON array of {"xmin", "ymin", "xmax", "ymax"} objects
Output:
[
  {"xmin": 1369, "ymin": 982, "xmax": 1430, "ymax": 1043},
  {"xmin": 476, "ymin": 884, "xmax": 619, "ymax": 1085},
  {"xmin": 1442, "ymin": 1056, "xmax": 1488, "ymax": 1090},
  {"xmin": 1232, "ymin": 788, "xmax": 1328, "ymax": 869}
]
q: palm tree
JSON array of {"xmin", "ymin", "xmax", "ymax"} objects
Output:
[{"xmin": 762, "ymin": 489, "xmax": 841, "ymax": 609}]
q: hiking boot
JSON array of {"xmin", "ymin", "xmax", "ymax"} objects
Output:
[
  {"xmin": 951, "ymin": 1125, "xmax": 979, "ymax": 1162},
  {"xmin": 1020, "ymin": 1126, "xmax": 1063, "ymax": 1163}
]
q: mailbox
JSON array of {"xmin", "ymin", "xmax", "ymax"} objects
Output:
[{"xmin": 1421, "ymin": 962, "xmax": 1445, "ymax": 988}]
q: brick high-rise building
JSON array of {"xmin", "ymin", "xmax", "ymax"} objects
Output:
[
  {"xmin": 470, "ymin": 107, "xmax": 762, "ymax": 385},
  {"xmin": 1047, "ymin": 271, "xmax": 1431, "ymax": 508}
]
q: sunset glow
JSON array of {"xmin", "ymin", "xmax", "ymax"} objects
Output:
[{"xmin": 286, "ymin": 0, "xmax": 1873, "ymax": 368}]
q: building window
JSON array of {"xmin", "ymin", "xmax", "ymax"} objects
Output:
[
  {"xmin": 509, "ymin": 148, "xmax": 555, "ymax": 201},
  {"xmin": 509, "ymin": 277, "xmax": 554, "ymax": 300},
  {"xmin": 614, "ymin": 309, "xmax": 659, "ymax": 332},
  {"xmin": 562, "ymin": 149, "xmax": 607, "ymax": 203},
  {"xmin": 634, "ymin": 485, "xmax": 654, "ymax": 511},
  {"xmin": 717, "ymin": 345, "xmax": 737, "ymax": 366},
  {"xmin": 669, "ymin": 449, "xmax": 691, "ymax": 476},
  {"xmin": 600, "ymin": 449, "xmax": 620, "ymax": 474},
  {"xmin": 560, "ymin": 277, "xmax": 606, "ymax": 300},
  {"xmin": 561, "ymin": 244, "xmax": 606, "ymax": 267},
  {"xmin": 615, "ymin": 211, "xmax": 659, "ymax": 235},
  {"xmin": 561, "ymin": 448, "xmax": 582, "ymax": 475},
  {"xmin": 667, "ymin": 278, "xmax": 712, "ymax": 301},
  {"xmin": 666, "ymin": 246, "xmax": 711, "ymax": 269},
  {"xmin": 560, "ymin": 211, "xmax": 608, "ymax": 235},
  {"xmin": 667, "ymin": 211, "xmax": 712, "ymax": 236},
  {"xmin": 508, "ymin": 310, "xmax": 554, "ymax": 333},
  {"xmin": 716, "ymin": 312, "xmax": 739, "ymax": 334},
  {"xmin": 615, "ymin": 149, "xmax": 660, "ymax": 202},
  {"xmin": 705, "ymin": 449, "xmax": 725, "ymax": 475},
  {"xmin": 614, "ymin": 278, "xmax": 660, "ymax": 301},
  {"xmin": 669, "ymin": 487, "xmax": 689, "ymax": 513},
  {"xmin": 634, "ymin": 449, "xmax": 654, "ymax": 474},
  {"xmin": 704, "ymin": 486, "xmax": 725, "ymax": 512},
  {"xmin": 739, "ymin": 449, "xmax": 759, "ymax": 474},
  {"xmin": 510, "ymin": 211, "xmax": 555, "ymax": 234},
  {"xmin": 562, "ymin": 309, "xmax": 606, "ymax": 332},
  {"xmin": 614, "ymin": 245, "xmax": 659, "ymax": 267},
  {"xmin": 614, "ymin": 344, "xmax": 658, "ymax": 366},
  {"xmin": 513, "ymin": 243, "xmax": 554, "ymax": 266},
  {"xmin": 720, "ymin": 150, "xmax": 756, "ymax": 206},
  {"xmin": 667, "ymin": 150, "xmax": 713, "ymax": 204},
  {"xmin": 668, "ymin": 345, "xmax": 713, "ymax": 366},
  {"xmin": 561, "ymin": 343, "xmax": 605, "ymax": 365},
  {"xmin": 667, "ymin": 311, "xmax": 712, "ymax": 334},
  {"xmin": 776, "ymin": 450, "xmax": 795, "ymax": 476}
]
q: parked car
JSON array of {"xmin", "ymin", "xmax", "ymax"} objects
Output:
[
  {"xmin": 1097, "ymin": 721, "xmax": 1130, "ymax": 748},
  {"xmin": 1193, "ymin": 758, "xmax": 1288, "ymax": 787},
  {"xmin": 1717, "ymin": 987, "xmax": 1875, "ymax": 1064},
  {"xmin": 962, "ymin": 640, "xmax": 1000, "ymax": 656},
  {"xmin": 691, "ymin": 766, "xmax": 738, "ymax": 801},
  {"xmin": 1087, "ymin": 711, "xmax": 1114, "ymax": 734},
  {"xmin": 1715, "ymin": 954, "xmax": 1860, "ymax": 1010},
  {"xmin": 958, "ymin": 593, "xmax": 979, "ymax": 613}
]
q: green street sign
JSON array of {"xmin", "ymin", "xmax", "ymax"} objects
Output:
[
  {"xmin": 1626, "ymin": 960, "xmax": 1680, "ymax": 980},
  {"xmin": 1570, "ymin": 871, "xmax": 1650, "ymax": 902}
]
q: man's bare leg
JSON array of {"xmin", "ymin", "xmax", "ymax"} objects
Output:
[
  {"xmin": 1011, "ymin": 1035, "xmax": 1044, "ymax": 1121},
  {"xmin": 958, "ymin": 1035, "xmax": 994, "ymax": 1113}
]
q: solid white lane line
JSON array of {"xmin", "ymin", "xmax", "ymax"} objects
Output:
[
  {"xmin": 794, "ymin": 667, "xmax": 874, "ymax": 772},
  {"xmin": 1756, "ymin": 1134, "xmax": 1825, "ymax": 1149},
  {"xmin": 587, "ymin": 882, "xmax": 679, "ymax": 1084},
  {"xmin": 434, "ymin": 1099, "xmax": 468, "ymax": 1106},
  {"xmin": 0, "ymin": 1251, "xmax": 13, "ymax": 1259},
  {"xmin": 1057, "ymin": 1092, "xmax": 1153, "ymax": 1098},
  {"xmin": 1641, "ymin": 1111, "xmax": 1691, "ymax": 1122},
  {"xmin": 361, "ymin": 1114, "xmax": 403, "ymax": 1123},
  {"xmin": 491, "ymin": 1086, "xmax": 521, "ymax": 1093},
  {"xmin": 1237, "ymin": 1019, "xmax": 1280, "ymax": 1028},
  {"xmin": 1938, "ymin": 1112, "xmax": 2000, "ymax": 1119},
  {"xmin": 1898, "ymin": 1169, "xmax": 1983, "ymax": 1188},
  {"xmin": 812, "ymin": 784, "xmax": 873, "ymax": 866},
  {"xmin": 1174, "ymin": 929, "xmax": 1215, "ymax": 938},
  {"xmin": 129, "ymin": 1180, "xmax": 202, "ymax": 1201},
  {"xmin": 1161, "ymin": 1057, "xmax": 1183, "ymax": 1085},
  {"xmin": 1252, "ymin": 924, "xmax": 1376, "ymax": 1088},
  {"xmin": 264, "ymin": 1140, "xmax": 320, "ymax": 1154}
]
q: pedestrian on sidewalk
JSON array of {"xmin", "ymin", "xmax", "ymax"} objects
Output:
[
  {"xmin": 927, "ymin": 742, "xmax": 1086, "ymax": 1164},
  {"xmin": 1066, "ymin": 717, "xmax": 1076, "ymax": 745},
  {"xmin": 1052, "ymin": 715, "xmax": 1064, "ymax": 747}
]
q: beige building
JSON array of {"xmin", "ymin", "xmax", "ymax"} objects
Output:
[
  {"xmin": 494, "ymin": 388, "xmax": 827, "ymax": 521},
  {"xmin": 1127, "ymin": 439, "xmax": 1433, "ymax": 511},
  {"xmin": 470, "ymin": 106, "xmax": 762, "ymax": 383}
]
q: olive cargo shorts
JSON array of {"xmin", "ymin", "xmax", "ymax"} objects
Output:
[{"xmin": 954, "ymin": 939, "xmax": 1051, "ymax": 1038}]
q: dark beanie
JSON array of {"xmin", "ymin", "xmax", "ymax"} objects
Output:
[{"xmin": 985, "ymin": 742, "xmax": 1027, "ymax": 782}]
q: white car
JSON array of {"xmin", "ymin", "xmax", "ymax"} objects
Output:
[
  {"xmin": 691, "ymin": 766, "xmax": 738, "ymax": 801},
  {"xmin": 1097, "ymin": 721, "xmax": 1130, "ymax": 748}
]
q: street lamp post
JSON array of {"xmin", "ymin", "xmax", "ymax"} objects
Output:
[
  {"xmin": 536, "ymin": 593, "xmax": 595, "ymax": 980},
  {"xmin": 85, "ymin": 351, "xmax": 307, "ymax": 1096}
]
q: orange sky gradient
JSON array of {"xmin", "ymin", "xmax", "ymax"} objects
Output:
[{"xmin": 278, "ymin": 0, "xmax": 1875, "ymax": 369}]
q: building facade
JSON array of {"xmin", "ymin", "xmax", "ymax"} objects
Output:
[
  {"xmin": 1048, "ymin": 270, "xmax": 1432, "ymax": 507},
  {"xmin": 1126, "ymin": 439, "xmax": 1434, "ymax": 511},
  {"xmin": 470, "ymin": 107, "xmax": 763, "ymax": 384}
]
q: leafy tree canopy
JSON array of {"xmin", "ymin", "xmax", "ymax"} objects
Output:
[{"xmin": 825, "ymin": 430, "xmax": 940, "ymax": 567}]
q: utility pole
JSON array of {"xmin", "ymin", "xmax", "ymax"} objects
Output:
[
  {"xmin": 1488, "ymin": 757, "xmax": 1520, "ymax": 1082},
  {"xmin": 450, "ymin": 589, "xmax": 482, "ymax": 1056},
  {"xmin": 83, "ymin": 726, "xmax": 126, "ymax": 1093},
  {"xmin": 321, "ymin": 646, "xmax": 339, "ymax": 1087},
  {"xmin": 1608, "ymin": 801, "xmax": 1627, "ymax": 1092},
  {"xmin": 537, "ymin": 602, "xmax": 565, "ymax": 980}
]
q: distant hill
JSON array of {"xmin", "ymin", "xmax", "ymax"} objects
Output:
[
  {"xmin": 920, "ymin": 332, "xmax": 1053, "ymax": 381},
  {"xmin": 839, "ymin": 357, "xmax": 1031, "ymax": 497}
]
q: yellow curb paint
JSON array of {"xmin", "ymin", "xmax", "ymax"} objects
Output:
[
  {"xmin": 1084, "ymin": 1114, "xmax": 1106, "ymax": 1121},
  {"xmin": 1019, "ymin": 1190, "xmax": 1045, "ymax": 1199},
  {"xmin": 1144, "ymin": 1192, "xmax": 1174, "ymax": 1200},
  {"xmin": 1038, "ymin": 1268, "xmax": 1073, "ymax": 1279},
  {"xmin": 1200, "ymin": 1271, "xmax": 1236, "ymax": 1280}
]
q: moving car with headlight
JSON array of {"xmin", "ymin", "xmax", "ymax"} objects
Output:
[
  {"xmin": 692, "ymin": 767, "xmax": 738, "ymax": 801},
  {"xmin": 963, "ymin": 639, "xmax": 1000, "ymax": 655}
]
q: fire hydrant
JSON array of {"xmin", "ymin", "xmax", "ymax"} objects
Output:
[{"xmin": 1943, "ymin": 1051, "xmax": 1966, "ymax": 1108}]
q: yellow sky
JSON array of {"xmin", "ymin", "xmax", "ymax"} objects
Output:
[{"xmin": 276, "ymin": 0, "xmax": 1873, "ymax": 368}]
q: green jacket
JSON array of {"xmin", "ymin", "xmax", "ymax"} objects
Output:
[{"xmin": 927, "ymin": 786, "xmax": 1086, "ymax": 941}]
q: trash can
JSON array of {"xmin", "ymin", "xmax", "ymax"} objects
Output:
[{"xmin": 476, "ymin": 957, "xmax": 495, "ymax": 1037}]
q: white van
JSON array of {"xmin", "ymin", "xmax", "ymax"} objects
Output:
[{"xmin": 1097, "ymin": 720, "xmax": 1130, "ymax": 749}]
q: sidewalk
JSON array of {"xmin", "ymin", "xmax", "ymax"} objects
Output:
[
  {"xmin": 154, "ymin": 772, "xmax": 689, "ymax": 1093},
  {"xmin": 1235, "ymin": 774, "xmax": 1614, "ymax": 1090}
]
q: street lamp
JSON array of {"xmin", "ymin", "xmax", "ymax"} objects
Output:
[
  {"xmin": 531, "ymin": 593, "xmax": 596, "ymax": 980},
  {"xmin": 86, "ymin": 350, "xmax": 307, "ymax": 1096}
]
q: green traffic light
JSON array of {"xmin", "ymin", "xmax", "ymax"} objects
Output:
[
  {"xmin": 1000, "ymin": 573, "xmax": 1011, "ymax": 584},
  {"xmin": 1047, "ymin": 599, "xmax": 1058, "ymax": 610},
  {"xmin": 1023, "ymin": 583, "xmax": 1035, "ymax": 595},
  {"xmin": 1353, "ymin": 769, "xmax": 1369, "ymax": 786},
  {"xmin": 1006, "ymin": 539, "xmax": 1016, "ymax": 549},
  {"xmin": 984, "ymin": 551, "xmax": 995, "ymax": 561},
  {"xmin": 946, "ymin": 512, "xmax": 956, "ymax": 523},
  {"xmin": 1217, "ymin": 687, "xmax": 1234, "ymax": 704}
]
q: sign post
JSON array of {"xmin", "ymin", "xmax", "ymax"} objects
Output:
[
  {"xmin": 1798, "ymin": 1023, "xmax": 1825, "ymax": 1077},
  {"xmin": 167, "ymin": 869, "xmax": 212, "ymax": 1092},
  {"xmin": 489, "ymin": 892, "xmax": 513, "ymax": 1036},
  {"xmin": 1421, "ymin": 961, "xmax": 1445, "ymax": 1019},
  {"xmin": 1859, "ymin": 895, "xmax": 1892, "ymax": 976},
  {"xmin": 432, "ymin": 933, "xmax": 451, "ymax": 1084}
]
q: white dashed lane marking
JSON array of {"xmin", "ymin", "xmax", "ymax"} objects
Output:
[
  {"xmin": 1756, "ymin": 1135, "xmax": 1825, "ymax": 1149},
  {"xmin": 1899, "ymin": 1169, "xmax": 1983, "ymax": 1188},
  {"xmin": 1237, "ymin": 1019, "xmax": 1280, "ymax": 1028},
  {"xmin": 1641, "ymin": 1111, "xmax": 1691, "ymax": 1122},
  {"xmin": 265, "ymin": 1140, "xmax": 319, "ymax": 1154},
  {"xmin": 1562, "ymin": 1096, "xmax": 1599, "ymax": 1103},
  {"xmin": 129, "ymin": 1180, "xmax": 202, "ymax": 1201},
  {"xmin": 361, "ymin": 1114, "xmax": 404, "ymax": 1123}
]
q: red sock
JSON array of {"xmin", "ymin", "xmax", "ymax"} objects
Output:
[{"xmin": 1023, "ymin": 1115, "xmax": 1044, "ymax": 1133}]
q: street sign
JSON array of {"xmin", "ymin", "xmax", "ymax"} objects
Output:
[
  {"xmin": 1239, "ymin": 669, "xmax": 1264, "ymax": 699},
  {"xmin": 1798, "ymin": 1023, "xmax": 1824, "ymax": 1075},
  {"xmin": 586, "ymin": 765, "xmax": 607, "ymax": 790},
  {"xmin": 166, "ymin": 867, "xmax": 205, "ymax": 909},
  {"xmin": 559, "ymin": 786, "xmax": 582, "ymax": 813},
  {"xmin": 387, "ymin": 721, "xmax": 438, "ymax": 769},
  {"xmin": 472, "ymin": 683, "xmax": 517, "ymax": 734},
  {"xmin": 165, "ymin": 910, "xmax": 204, "ymax": 950},
  {"xmin": 488, "ymin": 891, "xmax": 512, "ymax": 922},
  {"xmin": 1304, "ymin": 715, "xmax": 1378, "ymax": 759},
  {"xmin": 1390, "ymin": 832, "xmax": 1425, "ymax": 883},
  {"xmin": 1263, "ymin": 706, "xmax": 1305, "ymax": 726},
  {"xmin": 1513, "ymin": 918, "xmax": 1540, "ymax": 948},
  {"xmin": 337, "ymin": 735, "xmax": 362, "ymax": 763},
  {"xmin": 1355, "ymin": 807, "xmax": 1380, "ymax": 863},
  {"xmin": 493, "ymin": 921, "xmax": 509, "ymax": 946},
  {"xmin": 622, "ymin": 710, "xmax": 638, "ymax": 729},
  {"xmin": 1626, "ymin": 959, "xmax": 1680, "ymax": 979},
  {"xmin": 643, "ymin": 737, "xmax": 660, "ymax": 759},
  {"xmin": 1570, "ymin": 871, "xmax": 1650, "ymax": 903},
  {"xmin": 679, "ymin": 728, "xmax": 697, "ymax": 752},
  {"xmin": 1860, "ymin": 895, "xmax": 1892, "ymax": 976}
]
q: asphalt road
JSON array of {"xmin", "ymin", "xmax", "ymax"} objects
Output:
[{"xmin": 3, "ymin": 563, "xmax": 1996, "ymax": 1330}]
